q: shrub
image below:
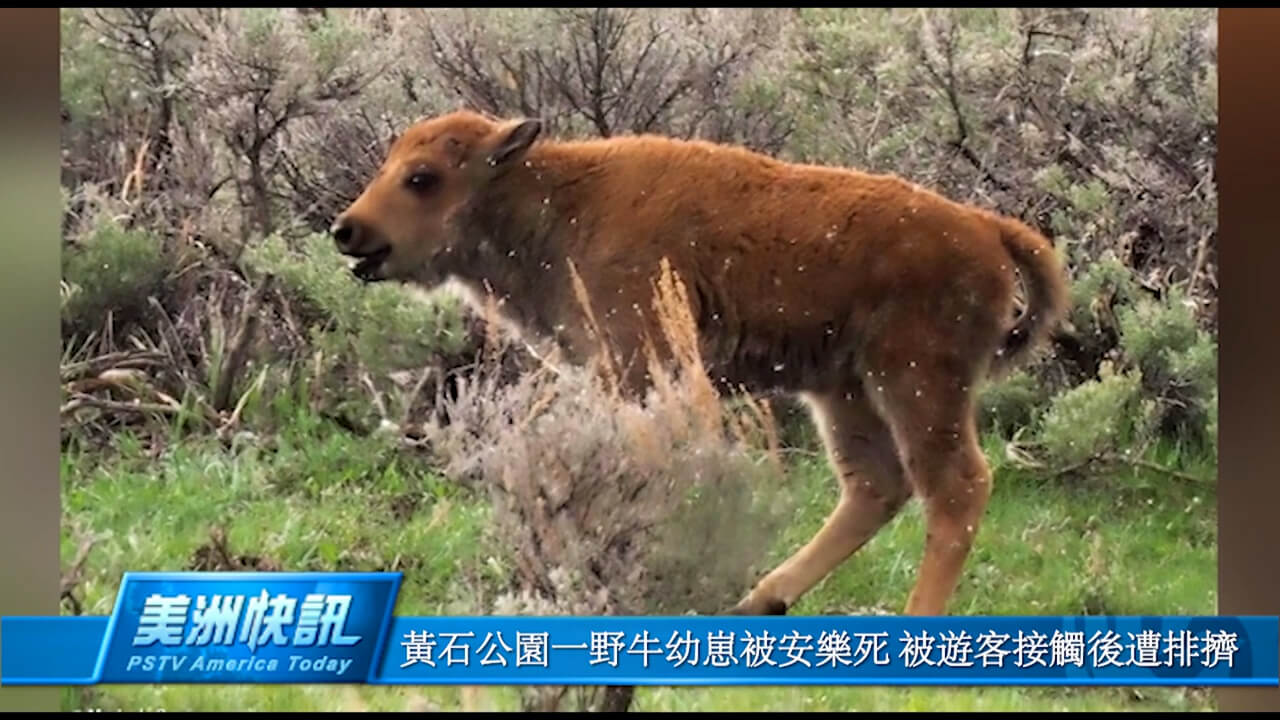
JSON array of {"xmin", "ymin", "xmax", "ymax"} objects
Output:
[
  {"xmin": 242, "ymin": 232, "xmax": 475, "ymax": 431},
  {"xmin": 1065, "ymin": 252, "xmax": 1139, "ymax": 348},
  {"xmin": 243, "ymin": 232, "xmax": 470, "ymax": 370},
  {"xmin": 423, "ymin": 266, "xmax": 791, "ymax": 712},
  {"xmin": 1035, "ymin": 362, "xmax": 1155, "ymax": 470},
  {"xmin": 998, "ymin": 258, "xmax": 1217, "ymax": 473},
  {"xmin": 1116, "ymin": 285, "xmax": 1217, "ymax": 449},
  {"xmin": 977, "ymin": 369, "xmax": 1049, "ymax": 439},
  {"xmin": 61, "ymin": 217, "xmax": 172, "ymax": 341}
]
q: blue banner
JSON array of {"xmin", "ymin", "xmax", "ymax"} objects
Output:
[{"xmin": 2, "ymin": 571, "xmax": 1277, "ymax": 687}]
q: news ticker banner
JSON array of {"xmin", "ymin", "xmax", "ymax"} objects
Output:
[{"xmin": 1, "ymin": 572, "xmax": 1277, "ymax": 687}]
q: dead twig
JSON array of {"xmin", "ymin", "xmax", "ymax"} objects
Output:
[
  {"xmin": 60, "ymin": 350, "xmax": 168, "ymax": 383},
  {"xmin": 1004, "ymin": 439, "xmax": 1212, "ymax": 485},
  {"xmin": 359, "ymin": 367, "xmax": 391, "ymax": 425},
  {"xmin": 217, "ymin": 365, "xmax": 268, "ymax": 441},
  {"xmin": 212, "ymin": 273, "xmax": 275, "ymax": 413},
  {"xmin": 1114, "ymin": 455, "xmax": 1211, "ymax": 485},
  {"xmin": 148, "ymin": 296, "xmax": 200, "ymax": 382},
  {"xmin": 400, "ymin": 365, "xmax": 436, "ymax": 430},
  {"xmin": 1187, "ymin": 229, "xmax": 1214, "ymax": 301},
  {"xmin": 61, "ymin": 392, "xmax": 182, "ymax": 418},
  {"xmin": 61, "ymin": 529, "xmax": 106, "ymax": 616}
]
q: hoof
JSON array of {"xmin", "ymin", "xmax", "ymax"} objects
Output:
[
  {"xmin": 763, "ymin": 598, "xmax": 789, "ymax": 615},
  {"xmin": 724, "ymin": 598, "xmax": 789, "ymax": 616}
]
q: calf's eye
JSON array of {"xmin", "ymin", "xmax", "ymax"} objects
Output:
[{"xmin": 404, "ymin": 171, "xmax": 439, "ymax": 193}]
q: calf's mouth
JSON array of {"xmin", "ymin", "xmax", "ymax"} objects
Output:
[{"xmin": 347, "ymin": 245, "xmax": 391, "ymax": 283}]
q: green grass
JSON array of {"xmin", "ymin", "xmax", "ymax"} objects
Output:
[{"xmin": 60, "ymin": 416, "xmax": 1216, "ymax": 712}]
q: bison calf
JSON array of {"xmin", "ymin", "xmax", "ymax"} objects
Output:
[{"xmin": 332, "ymin": 109, "xmax": 1069, "ymax": 617}]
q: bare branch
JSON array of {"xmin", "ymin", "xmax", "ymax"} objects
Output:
[{"xmin": 212, "ymin": 273, "xmax": 276, "ymax": 413}]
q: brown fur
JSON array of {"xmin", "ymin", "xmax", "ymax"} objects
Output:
[{"xmin": 332, "ymin": 110, "xmax": 1070, "ymax": 616}]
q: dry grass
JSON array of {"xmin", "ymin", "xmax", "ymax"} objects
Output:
[{"xmin": 420, "ymin": 258, "xmax": 791, "ymax": 711}]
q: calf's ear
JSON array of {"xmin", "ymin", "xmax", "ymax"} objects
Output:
[{"xmin": 486, "ymin": 118, "xmax": 542, "ymax": 168}]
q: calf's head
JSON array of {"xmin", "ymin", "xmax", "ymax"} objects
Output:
[{"xmin": 330, "ymin": 110, "xmax": 542, "ymax": 286}]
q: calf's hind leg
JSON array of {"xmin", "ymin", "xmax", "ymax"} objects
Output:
[
  {"xmin": 876, "ymin": 363, "xmax": 994, "ymax": 617},
  {"xmin": 729, "ymin": 386, "xmax": 911, "ymax": 615}
]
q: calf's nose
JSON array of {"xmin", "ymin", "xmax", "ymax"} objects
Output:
[{"xmin": 330, "ymin": 216, "xmax": 361, "ymax": 254}]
